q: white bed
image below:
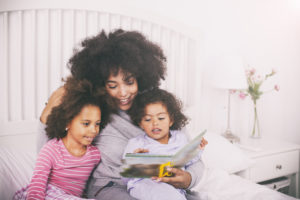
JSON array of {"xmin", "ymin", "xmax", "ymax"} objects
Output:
[{"xmin": 0, "ymin": 0, "xmax": 297, "ymax": 199}]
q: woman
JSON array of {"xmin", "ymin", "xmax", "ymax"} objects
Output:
[{"xmin": 39, "ymin": 29, "xmax": 206, "ymax": 200}]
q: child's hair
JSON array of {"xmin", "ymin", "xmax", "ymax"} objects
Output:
[
  {"xmin": 129, "ymin": 88, "xmax": 189, "ymax": 130},
  {"xmin": 46, "ymin": 77, "xmax": 111, "ymax": 139}
]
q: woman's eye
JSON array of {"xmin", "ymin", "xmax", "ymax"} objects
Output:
[
  {"xmin": 96, "ymin": 122, "xmax": 101, "ymax": 126},
  {"xmin": 107, "ymin": 85, "xmax": 117, "ymax": 89},
  {"xmin": 158, "ymin": 117, "xmax": 165, "ymax": 120},
  {"xmin": 126, "ymin": 79, "xmax": 135, "ymax": 85},
  {"xmin": 144, "ymin": 118, "xmax": 151, "ymax": 122}
]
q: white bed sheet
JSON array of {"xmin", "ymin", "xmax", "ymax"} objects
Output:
[
  {"xmin": 193, "ymin": 168, "xmax": 296, "ymax": 200},
  {"xmin": 0, "ymin": 146, "xmax": 296, "ymax": 200}
]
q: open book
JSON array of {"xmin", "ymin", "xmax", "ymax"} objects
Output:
[{"xmin": 120, "ymin": 130, "xmax": 206, "ymax": 178}]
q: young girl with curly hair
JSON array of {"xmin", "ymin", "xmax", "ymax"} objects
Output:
[
  {"xmin": 14, "ymin": 78, "xmax": 110, "ymax": 200},
  {"xmin": 39, "ymin": 29, "xmax": 207, "ymax": 200},
  {"xmin": 123, "ymin": 88, "xmax": 205, "ymax": 200}
]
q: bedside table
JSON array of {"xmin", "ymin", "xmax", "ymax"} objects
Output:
[{"xmin": 235, "ymin": 139, "xmax": 300, "ymax": 198}]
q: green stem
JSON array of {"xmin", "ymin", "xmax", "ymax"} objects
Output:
[{"xmin": 252, "ymin": 100, "xmax": 261, "ymax": 137}]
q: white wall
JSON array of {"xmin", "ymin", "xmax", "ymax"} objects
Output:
[
  {"xmin": 120, "ymin": 0, "xmax": 300, "ymax": 144},
  {"xmin": 1, "ymin": 0, "xmax": 299, "ymax": 144}
]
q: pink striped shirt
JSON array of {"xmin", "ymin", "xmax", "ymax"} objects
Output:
[{"xmin": 27, "ymin": 139, "xmax": 100, "ymax": 199}]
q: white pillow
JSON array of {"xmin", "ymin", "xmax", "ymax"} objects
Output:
[
  {"xmin": 0, "ymin": 147, "xmax": 36, "ymax": 199},
  {"xmin": 201, "ymin": 131, "xmax": 254, "ymax": 174}
]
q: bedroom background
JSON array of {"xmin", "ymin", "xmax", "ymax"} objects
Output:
[
  {"xmin": 1, "ymin": 0, "xmax": 299, "ymax": 144},
  {"xmin": 0, "ymin": 0, "xmax": 300, "ymax": 197},
  {"xmin": 125, "ymin": 0, "xmax": 300, "ymax": 145}
]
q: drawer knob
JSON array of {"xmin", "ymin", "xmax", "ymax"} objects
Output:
[{"xmin": 276, "ymin": 165, "xmax": 282, "ymax": 170}]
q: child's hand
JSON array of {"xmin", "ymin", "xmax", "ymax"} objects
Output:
[
  {"xmin": 199, "ymin": 137, "xmax": 208, "ymax": 150},
  {"xmin": 133, "ymin": 148, "xmax": 149, "ymax": 153}
]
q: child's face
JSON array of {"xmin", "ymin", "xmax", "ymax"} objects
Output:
[
  {"xmin": 66, "ymin": 105, "xmax": 101, "ymax": 147},
  {"xmin": 139, "ymin": 102, "xmax": 173, "ymax": 144}
]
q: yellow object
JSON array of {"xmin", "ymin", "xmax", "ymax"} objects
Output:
[{"xmin": 159, "ymin": 161, "xmax": 174, "ymax": 177}]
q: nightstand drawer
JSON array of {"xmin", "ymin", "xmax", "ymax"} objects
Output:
[{"xmin": 249, "ymin": 150, "xmax": 299, "ymax": 182}]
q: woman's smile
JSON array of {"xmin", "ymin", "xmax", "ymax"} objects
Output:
[{"xmin": 106, "ymin": 69, "xmax": 138, "ymax": 111}]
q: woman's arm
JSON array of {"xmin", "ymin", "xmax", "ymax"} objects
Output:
[
  {"xmin": 40, "ymin": 86, "xmax": 65, "ymax": 124},
  {"xmin": 37, "ymin": 86, "xmax": 65, "ymax": 152}
]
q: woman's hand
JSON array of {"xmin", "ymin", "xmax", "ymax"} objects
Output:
[
  {"xmin": 40, "ymin": 86, "xmax": 65, "ymax": 124},
  {"xmin": 199, "ymin": 137, "xmax": 208, "ymax": 149},
  {"xmin": 152, "ymin": 168, "xmax": 192, "ymax": 189}
]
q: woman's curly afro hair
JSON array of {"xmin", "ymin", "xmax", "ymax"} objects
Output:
[
  {"xmin": 69, "ymin": 29, "xmax": 167, "ymax": 92},
  {"xmin": 45, "ymin": 77, "xmax": 111, "ymax": 140},
  {"xmin": 128, "ymin": 88, "xmax": 189, "ymax": 130}
]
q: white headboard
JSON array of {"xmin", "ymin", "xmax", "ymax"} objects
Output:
[{"xmin": 0, "ymin": 0, "xmax": 204, "ymax": 150}]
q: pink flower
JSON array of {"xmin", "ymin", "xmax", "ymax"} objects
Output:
[
  {"xmin": 245, "ymin": 69, "xmax": 250, "ymax": 76},
  {"xmin": 230, "ymin": 89, "xmax": 236, "ymax": 94},
  {"xmin": 250, "ymin": 68, "xmax": 256, "ymax": 75},
  {"xmin": 239, "ymin": 92, "xmax": 247, "ymax": 100},
  {"xmin": 274, "ymin": 85, "xmax": 280, "ymax": 91},
  {"xmin": 256, "ymin": 75, "xmax": 262, "ymax": 82}
]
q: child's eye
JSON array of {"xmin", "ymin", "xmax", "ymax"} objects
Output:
[
  {"xmin": 82, "ymin": 122, "xmax": 90, "ymax": 126},
  {"xmin": 96, "ymin": 122, "xmax": 101, "ymax": 126},
  {"xmin": 144, "ymin": 118, "xmax": 151, "ymax": 122},
  {"xmin": 158, "ymin": 117, "xmax": 165, "ymax": 120}
]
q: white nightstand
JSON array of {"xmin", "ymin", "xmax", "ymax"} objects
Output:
[{"xmin": 235, "ymin": 139, "xmax": 300, "ymax": 198}]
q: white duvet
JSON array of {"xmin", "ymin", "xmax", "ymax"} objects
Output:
[
  {"xmin": 0, "ymin": 146, "xmax": 296, "ymax": 200},
  {"xmin": 194, "ymin": 168, "xmax": 295, "ymax": 200}
]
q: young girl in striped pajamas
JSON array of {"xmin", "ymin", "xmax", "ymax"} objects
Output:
[{"xmin": 13, "ymin": 77, "xmax": 110, "ymax": 200}]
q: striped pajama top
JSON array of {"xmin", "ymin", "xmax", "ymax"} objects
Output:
[{"xmin": 27, "ymin": 138, "xmax": 101, "ymax": 199}]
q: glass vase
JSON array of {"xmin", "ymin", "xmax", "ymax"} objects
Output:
[{"xmin": 250, "ymin": 100, "xmax": 261, "ymax": 138}]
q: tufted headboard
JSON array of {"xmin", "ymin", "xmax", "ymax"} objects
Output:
[{"xmin": 0, "ymin": 0, "xmax": 204, "ymax": 150}]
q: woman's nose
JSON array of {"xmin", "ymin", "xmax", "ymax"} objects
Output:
[{"xmin": 118, "ymin": 84, "xmax": 128, "ymax": 97}]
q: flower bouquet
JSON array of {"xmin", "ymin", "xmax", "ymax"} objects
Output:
[{"xmin": 235, "ymin": 68, "xmax": 279, "ymax": 138}]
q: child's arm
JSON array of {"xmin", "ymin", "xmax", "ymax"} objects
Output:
[
  {"xmin": 27, "ymin": 142, "xmax": 53, "ymax": 199},
  {"xmin": 122, "ymin": 137, "xmax": 147, "ymax": 158}
]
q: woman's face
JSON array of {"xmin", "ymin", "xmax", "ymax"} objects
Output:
[{"xmin": 105, "ymin": 70, "xmax": 138, "ymax": 111}]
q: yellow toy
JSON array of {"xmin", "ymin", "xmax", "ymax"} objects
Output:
[{"xmin": 159, "ymin": 161, "xmax": 174, "ymax": 177}]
